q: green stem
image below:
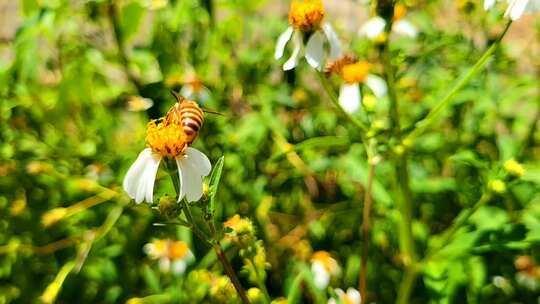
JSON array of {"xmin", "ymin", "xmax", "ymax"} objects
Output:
[
  {"xmin": 317, "ymin": 72, "xmax": 369, "ymax": 133},
  {"xmin": 403, "ymin": 21, "xmax": 512, "ymax": 147},
  {"xmin": 165, "ymin": 163, "xmax": 249, "ymax": 304},
  {"xmin": 247, "ymin": 258, "xmax": 271, "ymax": 304},
  {"xmin": 396, "ymin": 267, "xmax": 419, "ymax": 304},
  {"xmin": 359, "ymin": 140, "xmax": 377, "ymax": 297},
  {"xmin": 378, "ymin": 13, "xmax": 418, "ymax": 303},
  {"xmin": 425, "ymin": 192, "xmax": 492, "ymax": 260},
  {"xmin": 213, "ymin": 243, "xmax": 251, "ymax": 304},
  {"xmin": 107, "ymin": 0, "xmax": 143, "ymax": 92}
]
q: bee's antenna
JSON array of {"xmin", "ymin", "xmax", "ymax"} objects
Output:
[
  {"xmin": 170, "ymin": 90, "xmax": 185, "ymax": 103},
  {"xmin": 203, "ymin": 109, "xmax": 224, "ymax": 116}
]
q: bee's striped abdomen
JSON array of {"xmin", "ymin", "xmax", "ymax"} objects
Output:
[{"xmin": 180, "ymin": 100, "xmax": 204, "ymax": 144}]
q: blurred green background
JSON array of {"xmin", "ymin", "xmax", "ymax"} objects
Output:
[{"xmin": 0, "ymin": 0, "xmax": 539, "ymax": 303}]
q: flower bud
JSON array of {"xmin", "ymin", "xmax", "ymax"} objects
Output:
[
  {"xmin": 362, "ymin": 95, "xmax": 377, "ymax": 112},
  {"xmin": 158, "ymin": 196, "xmax": 181, "ymax": 219},
  {"xmin": 247, "ymin": 288, "xmax": 265, "ymax": 304},
  {"xmin": 504, "ymin": 159, "xmax": 525, "ymax": 178},
  {"xmin": 209, "ymin": 276, "xmax": 238, "ymax": 304},
  {"xmin": 489, "ymin": 179, "xmax": 506, "ymax": 194},
  {"xmin": 41, "ymin": 208, "xmax": 68, "ymax": 227}
]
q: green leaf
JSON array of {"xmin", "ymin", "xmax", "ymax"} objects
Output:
[
  {"xmin": 208, "ymin": 156, "xmax": 225, "ymax": 216},
  {"xmin": 119, "ymin": 2, "xmax": 146, "ymax": 42},
  {"xmin": 142, "ymin": 264, "xmax": 161, "ymax": 293},
  {"xmin": 270, "ymin": 136, "xmax": 349, "ymax": 161}
]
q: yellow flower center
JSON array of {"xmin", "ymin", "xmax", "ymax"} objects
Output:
[
  {"xmin": 393, "ymin": 4, "xmax": 407, "ymax": 21},
  {"xmin": 288, "ymin": 0, "xmax": 325, "ymax": 32},
  {"xmin": 311, "ymin": 251, "xmax": 336, "ymax": 273},
  {"xmin": 340, "ymin": 294, "xmax": 355, "ymax": 304},
  {"xmin": 341, "ymin": 61, "xmax": 371, "ymax": 84},
  {"xmin": 168, "ymin": 241, "xmax": 189, "ymax": 260},
  {"xmin": 146, "ymin": 119, "xmax": 188, "ymax": 158}
]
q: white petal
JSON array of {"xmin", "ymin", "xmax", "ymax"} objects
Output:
[
  {"xmin": 366, "ymin": 75, "xmax": 388, "ymax": 98},
  {"xmin": 123, "ymin": 148, "xmax": 161, "ymax": 204},
  {"xmin": 283, "ymin": 32, "xmax": 303, "ymax": 71},
  {"xmin": 176, "ymin": 160, "xmax": 186, "ymax": 202},
  {"xmin": 185, "ymin": 147, "xmax": 211, "ymax": 176},
  {"xmin": 144, "ymin": 156, "xmax": 161, "ymax": 203},
  {"xmin": 180, "ymin": 85, "xmax": 194, "ymax": 99},
  {"xmin": 177, "ymin": 157, "xmax": 205, "ymax": 202},
  {"xmin": 359, "ymin": 17, "xmax": 386, "ymax": 40},
  {"xmin": 311, "ymin": 262, "xmax": 330, "ymax": 289},
  {"xmin": 275, "ymin": 26, "xmax": 294, "ymax": 60},
  {"xmin": 305, "ymin": 31, "xmax": 325, "ymax": 70},
  {"xmin": 159, "ymin": 258, "xmax": 171, "ymax": 272},
  {"xmin": 171, "ymin": 260, "xmax": 187, "ymax": 275},
  {"xmin": 322, "ymin": 23, "xmax": 342, "ymax": 60},
  {"xmin": 505, "ymin": 0, "xmax": 529, "ymax": 19},
  {"xmin": 346, "ymin": 288, "xmax": 362, "ymax": 304},
  {"xmin": 484, "ymin": 0, "xmax": 496, "ymax": 10},
  {"xmin": 339, "ymin": 83, "xmax": 361, "ymax": 113},
  {"xmin": 393, "ymin": 20, "xmax": 418, "ymax": 38},
  {"xmin": 328, "ymin": 299, "xmax": 337, "ymax": 304}
]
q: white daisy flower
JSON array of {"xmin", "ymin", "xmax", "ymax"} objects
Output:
[
  {"xmin": 328, "ymin": 57, "xmax": 387, "ymax": 113},
  {"xmin": 359, "ymin": 4, "xmax": 418, "ymax": 40},
  {"xmin": 311, "ymin": 251, "xmax": 341, "ymax": 289},
  {"xmin": 328, "ymin": 288, "xmax": 362, "ymax": 304},
  {"xmin": 123, "ymin": 101, "xmax": 211, "ymax": 204},
  {"xmin": 275, "ymin": 0, "xmax": 342, "ymax": 71},
  {"xmin": 144, "ymin": 239, "xmax": 194, "ymax": 275},
  {"xmin": 484, "ymin": 0, "xmax": 540, "ymax": 20}
]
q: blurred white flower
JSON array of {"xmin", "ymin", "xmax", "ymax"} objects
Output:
[
  {"xmin": 311, "ymin": 251, "xmax": 341, "ymax": 289},
  {"xmin": 359, "ymin": 4, "xmax": 417, "ymax": 40},
  {"xmin": 144, "ymin": 239, "xmax": 194, "ymax": 275},
  {"xmin": 328, "ymin": 288, "xmax": 362, "ymax": 304},
  {"xmin": 180, "ymin": 74, "xmax": 211, "ymax": 104},
  {"xmin": 123, "ymin": 105, "xmax": 211, "ymax": 204},
  {"xmin": 275, "ymin": 0, "xmax": 342, "ymax": 71},
  {"xmin": 484, "ymin": 0, "xmax": 540, "ymax": 20},
  {"xmin": 127, "ymin": 96, "xmax": 154, "ymax": 112},
  {"xmin": 328, "ymin": 57, "xmax": 387, "ymax": 113}
]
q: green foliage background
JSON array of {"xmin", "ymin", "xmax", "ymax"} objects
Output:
[{"xmin": 0, "ymin": 0, "xmax": 539, "ymax": 303}]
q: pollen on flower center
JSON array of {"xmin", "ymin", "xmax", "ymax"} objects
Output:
[
  {"xmin": 146, "ymin": 119, "xmax": 188, "ymax": 158},
  {"xmin": 341, "ymin": 61, "xmax": 371, "ymax": 84},
  {"xmin": 311, "ymin": 251, "xmax": 336, "ymax": 272},
  {"xmin": 168, "ymin": 241, "xmax": 189, "ymax": 260},
  {"xmin": 288, "ymin": 0, "xmax": 325, "ymax": 32}
]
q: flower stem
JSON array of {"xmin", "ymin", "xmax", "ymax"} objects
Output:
[
  {"xmin": 403, "ymin": 21, "xmax": 512, "ymax": 147},
  {"xmin": 378, "ymin": 16, "xmax": 418, "ymax": 303},
  {"xmin": 247, "ymin": 257, "xmax": 272, "ymax": 304},
  {"xmin": 425, "ymin": 192, "xmax": 492, "ymax": 260},
  {"xmin": 317, "ymin": 72, "xmax": 369, "ymax": 134},
  {"xmin": 359, "ymin": 140, "xmax": 377, "ymax": 297},
  {"xmin": 213, "ymin": 243, "xmax": 251, "ymax": 304},
  {"xmin": 165, "ymin": 163, "xmax": 250, "ymax": 303}
]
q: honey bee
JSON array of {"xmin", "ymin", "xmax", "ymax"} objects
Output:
[
  {"xmin": 324, "ymin": 53, "xmax": 357, "ymax": 77},
  {"xmin": 169, "ymin": 91, "xmax": 205, "ymax": 145}
]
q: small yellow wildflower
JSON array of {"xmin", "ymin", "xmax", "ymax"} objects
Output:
[
  {"xmin": 504, "ymin": 159, "xmax": 525, "ymax": 177},
  {"xmin": 489, "ymin": 179, "xmax": 507, "ymax": 194}
]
